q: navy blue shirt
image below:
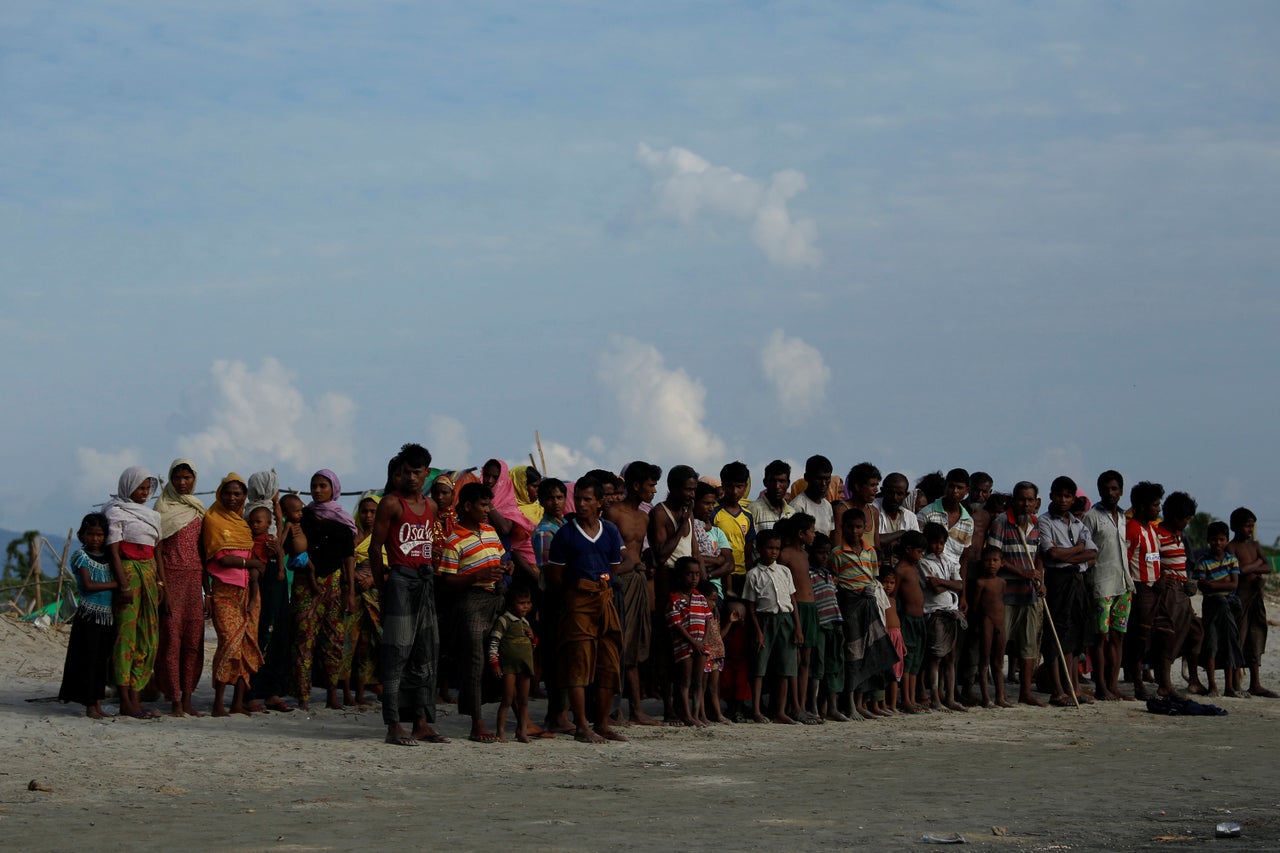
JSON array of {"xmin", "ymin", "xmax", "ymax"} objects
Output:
[{"xmin": 548, "ymin": 518, "xmax": 623, "ymax": 582}]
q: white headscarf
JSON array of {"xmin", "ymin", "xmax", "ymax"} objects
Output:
[
  {"xmin": 246, "ymin": 470, "xmax": 279, "ymax": 535},
  {"xmin": 104, "ymin": 466, "xmax": 162, "ymax": 547}
]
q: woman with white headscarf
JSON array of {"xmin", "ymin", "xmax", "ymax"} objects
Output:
[{"xmin": 105, "ymin": 465, "xmax": 165, "ymax": 719}]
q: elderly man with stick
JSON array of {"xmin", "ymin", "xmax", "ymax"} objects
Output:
[
  {"xmin": 1038, "ymin": 477, "xmax": 1097, "ymax": 706},
  {"xmin": 987, "ymin": 482, "xmax": 1047, "ymax": 707}
]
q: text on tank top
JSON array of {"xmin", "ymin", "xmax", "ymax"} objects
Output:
[{"xmin": 390, "ymin": 495, "xmax": 434, "ymax": 568}]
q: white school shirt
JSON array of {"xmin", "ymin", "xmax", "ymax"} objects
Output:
[{"xmin": 743, "ymin": 562, "xmax": 796, "ymax": 614}]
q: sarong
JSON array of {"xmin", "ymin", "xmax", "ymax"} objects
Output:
[
  {"xmin": 211, "ymin": 577, "xmax": 263, "ymax": 685},
  {"xmin": 156, "ymin": 518, "xmax": 205, "ymax": 700},
  {"xmin": 380, "ymin": 566, "xmax": 439, "ymax": 726},
  {"xmin": 293, "ymin": 571, "xmax": 347, "ymax": 699},
  {"xmin": 112, "ymin": 558, "xmax": 160, "ymax": 689},
  {"xmin": 456, "ymin": 586, "xmax": 503, "ymax": 718},
  {"xmin": 1238, "ymin": 584, "xmax": 1268, "ymax": 666},
  {"xmin": 618, "ymin": 569, "xmax": 651, "ymax": 665},
  {"xmin": 839, "ymin": 589, "xmax": 899, "ymax": 690},
  {"xmin": 1201, "ymin": 595, "xmax": 1245, "ymax": 672}
]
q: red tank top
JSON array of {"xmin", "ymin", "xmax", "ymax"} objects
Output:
[{"xmin": 389, "ymin": 496, "xmax": 434, "ymax": 569}]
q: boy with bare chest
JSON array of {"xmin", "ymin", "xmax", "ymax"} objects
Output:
[
  {"xmin": 895, "ymin": 530, "xmax": 927, "ymax": 713},
  {"xmin": 970, "ymin": 546, "xmax": 1011, "ymax": 708}
]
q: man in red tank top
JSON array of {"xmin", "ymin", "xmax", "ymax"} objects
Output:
[{"xmin": 371, "ymin": 443, "xmax": 449, "ymax": 746}]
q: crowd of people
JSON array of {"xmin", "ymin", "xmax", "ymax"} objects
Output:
[{"xmin": 56, "ymin": 446, "xmax": 1275, "ymax": 745}]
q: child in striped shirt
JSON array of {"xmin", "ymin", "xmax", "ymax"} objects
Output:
[
  {"xmin": 667, "ymin": 557, "xmax": 712, "ymax": 728},
  {"xmin": 806, "ymin": 534, "xmax": 847, "ymax": 721},
  {"xmin": 1194, "ymin": 522, "xmax": 1245, "ymax": 698}
]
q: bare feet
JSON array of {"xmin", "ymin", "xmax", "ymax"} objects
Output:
[
  {"xmin": 574, "ymin": 728, "xmax": 605, "ymax": 743},
  {"xmin": 515, "ymin": 731, "xmax": 532, "ymax": 744},
  {"xmin": 630, "ymin": 708, "xmax": 662, "ymax": 726},
  {"xmin": 771, "ymin": 713, "xmax": 799, "ymax": 725},
  {"xmin": 751, "ymin": 712, "xmax": 770, "ymax": 723},
  {"xmin": 825, "ymin": 709, "xmax": 851, "ymax": 722},
  {"xmin": 594, "ymin": 726, "xmax": 627, "ymax": 742},
  {"xmin": 1019, "ymin": 693, "xmax": 1047, "ymax": 708},
  {"xmin": 1248, "ymin": 686, "xmax": 1280, "ymax": 698},
  {"xmin": 944, "ymin": 700, "xmax": 968, "ymax": 713}
]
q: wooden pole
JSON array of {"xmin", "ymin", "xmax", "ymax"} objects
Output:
[
  {"xmin": 28, "ymin": 533, "xmax": 41, "ymax": 610},
  {"xmin": 54, "ymin": 529, "xmax": 72, "ymax": 621},
  {"xmin": 535, "ymin": 430, "xmax": 547, "ymax": 476}
]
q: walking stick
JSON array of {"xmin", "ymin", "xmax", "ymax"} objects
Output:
[
  {"xmin": 1040, "ymin": 593, "xmax": 1080, "ymax": 708},
  {"xmin": 1013, "ymin": 522, "xmax": 1080, "ymax": 709}
]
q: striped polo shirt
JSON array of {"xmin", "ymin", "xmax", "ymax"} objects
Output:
[
  {"xmin": 1155, "ymin": 524, "xmax": 1188, "ymax": 582},
  {"xmin": 438, "ymin": 523, "xmax": 506, "ymax": 592}
]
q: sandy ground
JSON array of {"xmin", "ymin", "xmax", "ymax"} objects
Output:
[{"xmin": 3, "ymin": 608, "xmax": 1280, "ymax": 853}]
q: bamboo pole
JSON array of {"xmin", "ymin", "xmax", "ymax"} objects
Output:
[
  {"xmin": 28, "ymin": 533, "xmax": 41, "ymax": 611},
  {"xmin": 535, "ymin": 430, "xmax": 547, "ymax": 476},
  {"xmin": 54, "ymin": 529, "xmax": 72, "ymax": 621}
]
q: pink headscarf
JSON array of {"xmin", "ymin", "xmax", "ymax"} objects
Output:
[
  {"xmin": 308, "ymin": 468, "xmax": 358, "ymax": 537},
  {"xmin": 487, "ymin": 459, "xmax": 536, "ymax": 565}
]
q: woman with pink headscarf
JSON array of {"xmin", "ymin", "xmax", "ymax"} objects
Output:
[{"xmin": 481, "ymin": 459, "xmax": 538, "ymax": 587}]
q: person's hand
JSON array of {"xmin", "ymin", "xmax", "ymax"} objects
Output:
[
  {"xmin": 309, "ymin": 578, "xmax": 322, "ymax": 596},
  {"xmin": 357, "ymin": 573, "xmax": 374, "ymax": 591},
  {"xmin": 345, "ymin": 591, "xmax": 357, "ymax": 614},
  {"xmin": 118, "ymin": 588, "xmax": 135, "ymax": 605},
  {"xmin": 489, "ymin": 659, "xmax": 502, "ymax": 678},
  {"xmin": 479, "ymin": 564, "xmax": 504, "ymax": 583},
  {"xmin": 754, "ymin": 628, "xmax": 764, "ymax": 650},
  {"xmin": 524, "ymin": 627, "xmax": 536, "ymax": 640},
  {"xmin": 794, "ymin": 631, "xmax": 804, "ymax": 647},
  {"xmin": 277, "ymin": 567, "xmax": 286, "ymax": 583}
]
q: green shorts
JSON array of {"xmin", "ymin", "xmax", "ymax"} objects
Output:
[
  {"xmin": 754, "ymin": 612, "xmax": 798, "ymax": 679},
  {"xmin": 1094, "ymin": 592, "xmax": 1132, "ymax": 634},
  {"xmin": 900, "ymin": 613, "xmax": 926, "ymax": 676},
  {"xmin": 796, "ymin": 601, "xmax": 821, "ymax": 650},
  {"xmin": 1004, "ymin": 602, "xmax": 1042, "ymax": 660}
]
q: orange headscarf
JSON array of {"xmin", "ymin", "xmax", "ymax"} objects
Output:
[{"xmin": 200, "ymin": 473, "xmax": 255, "ymax": 555}]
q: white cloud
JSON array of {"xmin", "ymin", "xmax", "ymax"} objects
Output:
[
  {"xmin": 597, "ymin": 336, "xmax": 727, "ymax": 471},
  {"xmin": 175, "ymin": 358, "xmax": 357, "ymax": 478},
  {"xmin": 424, "ymin": 414, "xmax": 470, "ymax": 468},
  {"xmin": 636, "ymin": 143, "xmax": 822, "ymax": 268},
  {"xmin": 760, "ymin": 329, "xmax": 830, "ymax": 424},
  {"xmin": 536, "ymin": 439, "xmax": 599, "ymax": 479},
  {"xmin": 75, "ymin": 446, "xmax": 143, "ymax": 503}
]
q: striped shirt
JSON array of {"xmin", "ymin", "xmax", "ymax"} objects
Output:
[
  {"xmin": 747, "ymin": 496, "xmax": 794, "ymax": 532},
  {"xmin": 831, "ymin": 544, "xmax": 879, "ymax": 593},
  {"xmin": 1125, "ymin": 519, "xmax": 1161, "ymax": 586},
  {"xmin": 917, "ymin": 499, "xmax": 974, "ymax": 575},
  {"xmin": 532, "ymin": 517, "xmax": 564, "ymax": 570},
  {"xmin": 438, "ymin": 523, "xmax": 506, "ymax": 592},
  {"xmin": 666, "ymin": 591, "xmax": 713, "ymax": 640},
  {"xmin": 809, "ymin": 567, "xmax": 842, "ymax": 626},
  {"xmin": 1155, "ymin": 524, "xmax": 1188, "ymax": 582},
  {"xmin": 1192, "ymin": 552, "xmax": 1239, "ymax": 597},
  {"xmin": 987, "ymin": 511, "xmax": 1040, "ymax": 606}
]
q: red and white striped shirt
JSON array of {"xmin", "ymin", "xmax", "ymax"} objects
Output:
[
  {"xmin": 1155, "ymin": 524, "xmax": 1187, "ymax": 582},
  {"xmin": 1126, "ymin": 519, "xmax": 1161, "ymax": 585}
]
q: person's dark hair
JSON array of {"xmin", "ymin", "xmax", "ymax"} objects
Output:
[
  {"xmin": 981, "ymin": 544, "xmax": 1002, "ymax": 560},
  {"xmin": 524, "ymin": 466, "xmax": 541, "ymax": 485},
  {"xmin": 883, "ymin": 472, "xmax": 909, "ymax": 491},
  {"xmin": 585, "ymin": 469, "xmax": 620, "ymax": 491},
  {"xmin": 810, "ymin": 532, "xmax": 831, "ymax": 554},
  {"xmin": 77, "ymin": 512, "xmax": 108, "ymax": 544},
  {"xmin": 667, "ymin": 464, "xmax": 698, "ymax": 491},
  {"xmin": 922, "ymin": 521, "xmax": 949, "ymax": 546},
  {"xmin": 170, "ymin": 462, "xmax": 195, "ymax": 478},
  {"xmin": 1129, "ymin": 481, "xmax": 1163, "ymax": 508},
  {"xmin": 785, "ymin": 513, "xmax": 815, "ymax": 543},
  {"xmin": 1097, "ymin": 469, "xmax": 1124, "ymax": 493},
  {"xmin": 720, "ymin": 461, "xmax": 749, "ymax": 485},
  {"xmin": 1162, "ymin": 491, "xmax": 1197, "ymax": 522},
  {"xmin": 901, "ymin": 530, "xmax": 927, "ymax": 551},
  {"xmin": 840, "ymin": 509, "xmax": 867, "ymax": 532},
  {"xmin": 985, "ymin": 493, "xmax": 1010, "ymax": 513},
  {"xmin": 574, "ymin": 475, "xmax": 603, "ymax": 502},
  {"xmin": 458, "ymin": 482, "xmax": 493, "ymax": 507},
  {"xmin": 670, "ymin": 555, "xmax": 701, "ymax": 582},
  {"xmin": 280, "ymin": 492, "xmax": 304, "ymax": 508},
  {"xmin": 537, "ymin": 477, "xmax": 566, "ymax": 503},
  {"xmin": 1050, "ymin": 476, "xmax": 1077, "ymax": 496},
  {"xmin": 945, "ymin": 468, "xmax": 969, "ymax": 486},
  {"xmin": 398, "ymin": 442, "xmax": 432, "ymax": 470},
  {"xmin": 1207, "ymin": 520, "xmax": 1230, "ymax": 540},
  {"xmin": 695, "ymin": 481, "xmax": 719, "ymax": 502},
  {"xmin": 879, "ymin": 566, "xmax": 898, "ymax": 581},
  {"xmin": 969, "ymin": 471, "xmax": 993, "ymax": 489},
  {"xmin": 804, "ymin": 454, "xmax": 833, "ymax": 477},
  {"xmin": 916, "ymin": 471, "xmax": 945, "ymax": 503},
  {"xmin": 764, "ymin": 459, "xmax": 790, "ymax": 479},
  {"xmin": 1013, "ymin": 480, "xmax": 1039, "ymax": 497},
  {"xmin": 1229, "ymin": 507, "xmax": 1256, "ymax": 533},
  {"xmin": 848, "ymin": 462, "xmax": 881, "ymax": 487},
  {"xmin": 756, "ymin": 528, "xmax": 782, "ymax": 549},
  {"xmin": 1070, "ymin": 496, "xmax": 1088, "ymax": 515},
  {"xmin": 248, "ymin": 505, "xmax": 272, "ymax": 522},
  {"xmin": 483, "ymin": 458, "xmax": 502, "ymax": 474},
  {"xmin": 505, "ymin": 583, "xmax": 534, "ymax": 607},
  {"xmin": 624, "ymin": 461, "xmax": 661, "ymax": 490}
]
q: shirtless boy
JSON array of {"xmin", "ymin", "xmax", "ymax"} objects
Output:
[
  {"xmin": 895, "ymin": 530, "xmax": 928, "ymax": 714},
  {"xmin": 605, "ymin": 461, "xmax": 661, "ymax": 724},
  {"xmin": 778, "ymin": 514, "xmax": 819, "ymax": 723},
  {"xmin": 970, "ymin": 546, "xmax": 1011, "ymax": 708},
  {"xmin": 1228, "ymin": 507, "xmax": 1277, "ymax": 697}
]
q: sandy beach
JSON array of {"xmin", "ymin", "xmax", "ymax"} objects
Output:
[{"xmin": 3, "ymin": 610, "xmax": 1279, "ymax": 852}]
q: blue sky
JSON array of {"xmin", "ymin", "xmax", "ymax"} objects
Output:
[{"xmin": 3, "ymin": 1, "xmax": 1279, "ymax": 541}]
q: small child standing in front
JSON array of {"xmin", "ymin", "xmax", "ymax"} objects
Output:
[
  {"xmin": 970, "ymin": 546, "xmax": 1010, "ymax": 708},
  {"xmin": 59, "ymin": 513, "xmax": 118, "ymax": 718},
  {"xmin": 488, "ymin": 586, "xmax": 539, "ymax": 743},
  {"xmin": 894, "ymin": 530, "xmax": 928, "ymax": 713},
  {"xmin": 1227, "ymin": 508, "xmax": 1276, "ymax": 697},
  {"xmin": 807, "ymin": 534, "xmax": 846, "ymax": 721},
  {"xmin": 744, "ymin": 530, "xmax": 802, "ymax": 724},
  {"xmin": 878, "ymin": 568, "xmax": 905, "ymax": 716},
  {"xmin": 1195, "ymin": 522, "xmax": 1245, "ymax": 697},
  {"xmin": 666, "ymin": 556, "xmax": 712, "ymax": 727},
  {"xmin": 920, "ymin": 522, "xmax": 965, "ymax": 712}
]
